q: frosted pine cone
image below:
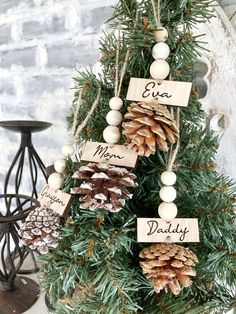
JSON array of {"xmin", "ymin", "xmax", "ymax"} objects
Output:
[
  {"xmin": 122, "ymin": 102, "xmax": 179, "ymax": 157},
  {"xmin": 139, "ymin": 243, "xmax": 198, "ymax": 295},
  {"xmin": 71, "ymin": 163, "xmax": 137, "ymax": 212},
  {"xmin": 19, "ymin": 205, "xmax": 61, "ymax": 254}
]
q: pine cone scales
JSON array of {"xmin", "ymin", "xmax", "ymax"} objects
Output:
[
  {"xmin": 122, "ymin": 102, "xmax": 179, "ymax": 156},
  {"xmin": 71, "ymin": 163, "xmax": 137, "ymax": 212},
  {"xmin": 139, "ymin": 243, "xmax": 198, "ymax": 295},
  {"xmin": 19, "ymin": 206, "xmax": 61, "ymax": 254}
]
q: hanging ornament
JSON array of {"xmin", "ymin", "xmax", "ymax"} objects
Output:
[
  {"xmin": 139, "ymin": 243, "xmax": 198, "ymax": 295},
  {"xmin": 80, "ymin": 26, "xmax": 137, "ymax": 169},
  {"xmin": 137, "ymin": 166, "xmax": 199, "ymax": 243},
  {"xmin": 71, "ymin": 163, "xmax": 137, "ymax": 212},
  {"xmin": 125, "ymin": 0, "xmax": 192, "ymax": 108},
  {"xmin": 77, "ymin": 27, "xmax": 138, "ymax": 213},
  {"xmin": 47, "ymin": 85, "xmax": 102, "ymax": 190},
  {"xmin": 122, "ymin": 101, "xmax": 179, "ymax": 156},
  {"xmin": 18, "ymin": 205, "xmax": 61, "ymax": 254},
  {"xmin": 137, "ymin": 139, "xmax": 199, "ymax": 243},
  {"xmin": 134, "ymin": 0, "xmax": 200, "ymax": 297},
  {"xmin": 19, "ymin": 184, "xmax": 73, "ymax": 254}
]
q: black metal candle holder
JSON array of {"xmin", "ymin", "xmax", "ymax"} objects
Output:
[
  {"xmin": 0, "ymin": 120, "xmax": 52, "ymax": 274},
  {"xmin": 0, "ymin": 120, "xmax": 52, "ymax": 198},
  {"xmin": 0, "ymin": 194, "xmax": 40, "ymax": 314}
]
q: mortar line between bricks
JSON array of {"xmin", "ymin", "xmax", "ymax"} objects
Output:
[{"xmin": 0, "ymin": 34, "xmax": 100, "ymax": 52}]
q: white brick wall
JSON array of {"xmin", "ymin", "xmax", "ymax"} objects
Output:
[
  {"xmin": 0, "ymin": 0, "xmax": 233, "ymax": 196},
  {"xmin": 0, "ymin": 0, "xmax": 117, "ymax": 195}
]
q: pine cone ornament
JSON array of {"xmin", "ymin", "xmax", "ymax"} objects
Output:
[
  {"xmin": 139, "ymin": 243, "xmax": 198, "ymax": 295},
  {"xmin": 71, "ymin": 163, "xmax": 137, "ymax": 212},
  {"xmin": 19, "ymin": 205, "xmax": 61, "ymax": 254},
  {"xmin": 122, "ymin": 102, "xmax": 179, "ymax": 157}
]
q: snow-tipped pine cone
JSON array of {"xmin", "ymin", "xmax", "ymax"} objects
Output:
[
  {"xmin": 71, "ymin": 163, "xmax": 137, "ymax": 212},
  {"xmin": 19, "ymin": 205, "xmax": 61, "ymax": 254}
]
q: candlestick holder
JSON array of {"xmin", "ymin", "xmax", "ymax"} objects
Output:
[
  {"xmin": 0, "ymin": 120, "xmax": 52, "ymax": 274},
  {"xmin": 0, "ymin": 194, "xmax": 40, "ymax": 314}
]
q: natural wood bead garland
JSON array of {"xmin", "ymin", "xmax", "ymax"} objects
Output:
[
  {"xmin": 158, "ymin": 171, "xmax": 177, "ymax": 221},
  {"xmin": 48, "ymin": 142, "xmax": 74, "ymax": 189},
  {"xmin": 152, "ymin": 25, "xmax": 177, "ymax": 220},
  {"xmin": 150, "ymin": 27, "xmax": 170, "ymax": 80},
  {"xmin": 103, "ymin": 96, "xmax": 123, "ymax": 144}
]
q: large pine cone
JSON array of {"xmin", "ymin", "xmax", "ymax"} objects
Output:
[
  {"xmin": 122, "ymin": 102, "xmax": 179, "ymax": 157},
  {"xmin": 19, "ymin": 205, "xmax": 60, "ymax": 254},
  {"xmin": 71, "ymin": 163, "xmax": 137, "ymax": 212},
  {"xmin": 139, "ymin": 243, "xmax": 198, "ymax": 295}
]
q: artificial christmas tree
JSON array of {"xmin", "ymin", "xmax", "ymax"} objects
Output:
[{"xmin": 37, "ymin": 0, "xmax": 236, "ymax": 313}]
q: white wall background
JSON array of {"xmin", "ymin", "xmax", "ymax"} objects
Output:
[
  {"xmin": 0, "ymin": 0, "xmax": 118, "ymax": 195},
  {"xmin": 0, "ymin": 0, "xmax": 235, "ymax": 196}
]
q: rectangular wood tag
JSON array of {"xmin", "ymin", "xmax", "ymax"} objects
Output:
[
  {"xmin": 137, "ymin": 218, "xmax": 199, "ymax": 243},
  {"xmin": 38, "ymin": 184, "xmax": 73, "ymax": 218},
  {"xmin": 126, "ymin": 78, "xmax": 192, "ymax": 107},
  {"xmin": 80, "ymin": 141, "xmax": 138, "ymax": 168}
]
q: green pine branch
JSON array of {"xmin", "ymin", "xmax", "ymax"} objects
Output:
[{"xmin": 39, "ymin": 0, "xmax": 236, "ymax": 313}]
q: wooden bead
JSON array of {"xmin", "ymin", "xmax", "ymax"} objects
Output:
[
  {"xmin": 106, "ymin": 110, "xmax": 123, "ymax": 126},
  {"xmin": 159, "ymin": 186, "xmax": 177, "ymax": 202},
  {"xmin": 158, "ymin": 202, "xmax": 178, "ymax": 221},
  {"xmin": 61, "ymin": 143, "xmax": 74, "ymax": 156},
  {"xmin": 109, "ymin": 97, "xmax": 123, "ymax": 110},
  {"xmin": 150, "ymin": 60, "xmax": 170, "ymax": 80},
  {"xmin": 48, "ymin": 173, "xmax": 63, "ymax": 190},
  {"xmin": 103, "ymin": 126, "xmax": 121, "ymax": 144},
  {"xmin": 152, "ymin": 42, "xmax": 170, "ymax": 60},
  {"xmin": 54, "ymin": 159, "xmax": 66, "ymax": 174},
  {"xmin": 154, "ymin": 27, "xmax": 168, "ymax": 42},
  {"xmin": 161, "ymin": 171, "xmax": 176, "ymax": 186}
]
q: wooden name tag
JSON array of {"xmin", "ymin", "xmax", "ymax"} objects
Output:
[
  {"xmin": 126, "ymin": 78, "xmax": 192, "ymax": 107},
  {"xmin": 80, "ymin": 141, "xmax": 138, "ymax": 168},
  {"xmin": 137, "ymin": 218, "xmax": 199, "ymax": 243},
  {"xmin": 38, "ymin": 184, "xmax": 73, "ymax": 218}
]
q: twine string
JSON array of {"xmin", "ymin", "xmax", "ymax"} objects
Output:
[
  {"xmin": 71, "ymin": 88, "xmax": 83, "ymax": 138},
  {"xmin": 117, "ymin": 49, "xmax": 130, "ymax": 97},
  {"xmin": 167, "ymin": 108, "xmax": 180, "ymax": 171},
  {"xmin": 115, "ymin": 12, "xmax": 138, "ymax": 98},
  {"xmin": 114, "ymin": 26, "xmax": 121, "ymax": 97},
  {"xmin": 71, "ymin": 86, "xmax": 101, "ymax": 143},
  {"xmin": 151, "ymin": 0, "xmax": 161, "ymax": 28}
]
